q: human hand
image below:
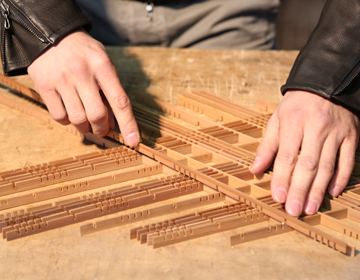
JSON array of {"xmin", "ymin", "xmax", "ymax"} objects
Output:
[
  {"xmin": 27, "ymin": 29, "xmax": 139, "ymax": 146},
  {"xmin": 251, "ymin": 90, "xmax": 359, "ymax": 216}
]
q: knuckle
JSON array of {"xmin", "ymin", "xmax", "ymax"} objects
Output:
[
  {"xmin": 93, "ymin": 53, "xmax": 113, "ymax": 69},
  {"xmin": 277, "ymin": 152, "xmax": 297, "ymax": 166},
  {"xmin": 50, "ymin": 110, "xmax": 68, "ymax": 123},
  {"xmin": 287, "ymin": 110, "xmax": 302, "ymax": 124},
  {"xmin": 256, "ymin": 141, "xmax": 276, "ymax": 159},
  {"xmin": 333, "ymin": 176, "xmax": 348, "ymax": 188},
  {"xmin": 291, "ymin": 187, "xmax": 308, "ymax": 199},
  {"xmin": 93, "ymin": 127, "xmax": 109, "ymax": 137},
  {"xmin": 44, "ymin": 69, "xmax": 66, "ymax": 84},
  {"xmin": 299, "ymin": 155, "xmax": 318, "ymax": 172},
  {"xmin": 36, "ymin": 84, "xmax": 52, "ymax": 94},
  {"xmin": 310, "ymin": 186, "xmax": 326, "ymax": 199},
  {"xmin": 346, "ymin": 129, "xmax": 358, "ymax": 141},
  {"xmin": 73, "ymin": 64, "xmax": 89, "ymax": 79},
  {"xmin": 90, "ymin": 40, "xmax": 106, "ymax": 52},
  {"xmin": 87, "ymin": 108, "xmax": 108, "ymax": 124},
  {"xmin": 319, "ymin": 158, "xmax": 335, "ymax": 173},
  {"xmin": 271, "ymin": 174, "xmax": 290, "ymax": 190},
  {"xmin": 69, "ymin": 112, "xmax": 88, "ymax": 126},
  {"xmin": 316, "ymin": 112, "xmax": 331, "ymax": 128},
  {"xmin": 66, "ymin": 59, "xmax": 89, "ymax": 78},
  {"xmin": 256, "ymin": 141, "xmax": 267, "ymax": 153},
  {"xmin": 113, "ymin": 94, "xmax": 131, "ymax": 111},
  {"xmin": 54, "ymin": 71, "xmax": 68, "ymax": 83}
]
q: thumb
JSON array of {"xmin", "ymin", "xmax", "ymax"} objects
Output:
[{"xmin": 251, "ymin": 114, "xmax": 279, "ymax": 174}]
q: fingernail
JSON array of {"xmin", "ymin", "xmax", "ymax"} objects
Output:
[
  {"xmin": 250, "ymin": 156, "xmax": 260, "ymax": 173},
  {"xmin": 331, "ymin": 186, "xmax": 342, "ymax": 197},
  {"xmin": 305, "ymin": 199, "xmax": 319, "ymax": 215},
  {"xmin": 126, "ymin": 132, "xmax": 139, "ymax": 147},
  {"xmin": 274, "ymin": 187, "xmax": 287, "ymax": 203},
  {"xmin": 287, "ymin": 200, "xmax": 302, "ymax": 217}
]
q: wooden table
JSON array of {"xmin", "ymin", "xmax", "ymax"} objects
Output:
[{"xmin": 0, "ymin": 47, "xmax": 359, "ymax": 280}]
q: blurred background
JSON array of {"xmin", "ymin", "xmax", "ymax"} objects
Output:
[{"xmin": 277, "ymin": 0, "xmax": 327, "ymax": 50}]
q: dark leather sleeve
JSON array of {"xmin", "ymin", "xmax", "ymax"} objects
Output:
[
  {"xmin": 0, "ymin": 0, "xmax": 92, "ymax": 76},
  {"xmin": 281, "ymin": 0, "xmax": 360, "ymax": 112}
]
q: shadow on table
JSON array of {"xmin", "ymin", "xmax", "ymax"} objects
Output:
[
  {"xmin": 74, "ymin": 0, "xmax": 178, "ymax": 148},
  {"xmin": 82, "ymin": 46, "xmax": 165, "ymax": 149}
]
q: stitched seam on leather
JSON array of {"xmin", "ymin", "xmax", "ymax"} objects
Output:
[
  {"xmin": 332, "ymin": 59, "xmax": 360, "ymax": 95},
  {"xmin": 6, "ymin": 60, "xmax": 30, "ymax": 65},
  {"xmin": 49, "ymin": 18, "xmax": 91, "ymax": 43},
  {"xmin": 284, "ymin": 82, "xmax": 332, "ymax": 95},
  {"xmin": 8, "ymin": 0, "xmax": 48, "ymax": 40},
  {"xmin": 6, "ymin": 42, "xmax": 48, "ymax": 65}
]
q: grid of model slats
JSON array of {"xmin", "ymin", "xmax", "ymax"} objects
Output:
[{"xmin": 1, "ymin": 74, "xmax": 360, "ymax": 256}]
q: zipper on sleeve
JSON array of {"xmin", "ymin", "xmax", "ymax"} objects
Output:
[
  {"xmin": 0, "ymin": 1, "xmax": 10, "ymax": 30},
  {"xmin": 1, "ymin": 0, "xmax": 50, "ymax": 74},
  {"xmin": 333, "ymin": 60, "xmax": 360, "ymax": 96},
  {"xmin": 0, "ymin": 0, "xmax": 9, "ymax": 72},
  {"xmin": 1, "ymin": 0, "xmax": 49, "ymax": 43}
]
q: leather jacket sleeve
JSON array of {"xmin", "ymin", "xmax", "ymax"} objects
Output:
[
  {"xmin": 282, "ymin": 0, "xmax": 360, "ymax": 112},
  {"xmin": 0, "ymin": 0, "xmax": 91, "ymax": 76}
]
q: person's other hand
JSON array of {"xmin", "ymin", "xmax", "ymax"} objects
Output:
[
  {"xmin": 27, "ymin": 29, "xmax": 139, "ymax": 146},
  {"xmin": 251, "ymin": 90, "xmax": 359, "ymax": 216}
]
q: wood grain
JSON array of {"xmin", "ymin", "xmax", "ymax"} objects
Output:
[{"xmin": 1, "ymin": 48, "xmax": 359, "ymax": 280}]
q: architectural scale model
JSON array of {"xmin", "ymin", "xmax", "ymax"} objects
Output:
[{"xmin": 0, "ymin": 74, "xmax": 360, "ymax": 257}]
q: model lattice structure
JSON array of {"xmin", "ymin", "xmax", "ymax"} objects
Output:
[{"xmin": 0, "ymin": 74, "xmax": 360, "ymax": 257}]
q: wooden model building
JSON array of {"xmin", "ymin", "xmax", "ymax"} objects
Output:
[{"xmin": 1, "ymin": 74, "xmax": 360, "ymax": 258}]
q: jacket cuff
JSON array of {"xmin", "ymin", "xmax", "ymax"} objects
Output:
[
  {"xmin": 1, "ymin": 0, "xmax": 92, "ymax": 76},
  {"xmin": 282, "ymin": 0, "xmax": 360, "ymax": 112}
]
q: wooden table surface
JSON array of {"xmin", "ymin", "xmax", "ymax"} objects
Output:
[{"xmin": 0, "ymin": 47, "xmax": 359, "ymax": 280}]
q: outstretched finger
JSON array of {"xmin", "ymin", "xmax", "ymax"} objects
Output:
[
  {"xmin": 285, "ymin": 124, "xmax": 328, "ymax": 217},
  {"xmin": 251, "ymin": 114, "xmax": 279, "ymax": 174},
  {"xmin": 328, "ymin": 137, "xmax": 357, "ymax": 197},
  {"xmin": 39, "ymin": 89, "xmax": 70, "ymax": 126},
  {"xmin": 303, "ymin": 136, "xmax": 339, "ymax": 215},
  {"xmin": 96, "ymin": 60, "xmax": 139, "ymax": 147},
  {"xmin": 59, "ymin": 86, "xmax": 91, "ymax": 134},
  {"xmin": 270, "ymin": 114, "xmax": 302, "ymax": 204},
  {"xmin": 76, "ymin": 78, "xmax": 110, "ymax": 137}
]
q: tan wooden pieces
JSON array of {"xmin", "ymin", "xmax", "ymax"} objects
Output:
[
  {"xmin": 0, "ymin": 74, "xmax": 43, "ymax": 103},
  {"xmin": 0, "ymin": 161, "xmax": 163, "ymax": 211},
  {"xmin": 130, "ymin": 202, "xmax": 268, "ymax": 248},
  {"xmin": 0, "ymin": 73, "xmax": 360, "ymax": 256},
  {"xmin": 138, "ymin": 144, "xmax": 356, "ymax": 256},
  {"xmin": 0, "ymin": 92, "xmax": 123, "ymax": 149},
  {"xmin": 177, "ymin": 91, "xmax": 270, "ymax": 129},
  {"xmin": 0, "ymin": 173, "xmax": 203, "ymax": 241},
  {"xmin": 80, "ymin": 192, "xmax": 225, "ymax": 236},
  {"xmin": 0, "ymin": 147, "xmax": 141, "ymax": 198},
  {"xmin": 230, "ymin": 222, "xmax": 293, "ymax": 246}
]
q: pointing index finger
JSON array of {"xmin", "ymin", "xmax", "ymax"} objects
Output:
[{"xmin": 96, "ymin": 60, "xmax": 140, "ymax": 147}]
